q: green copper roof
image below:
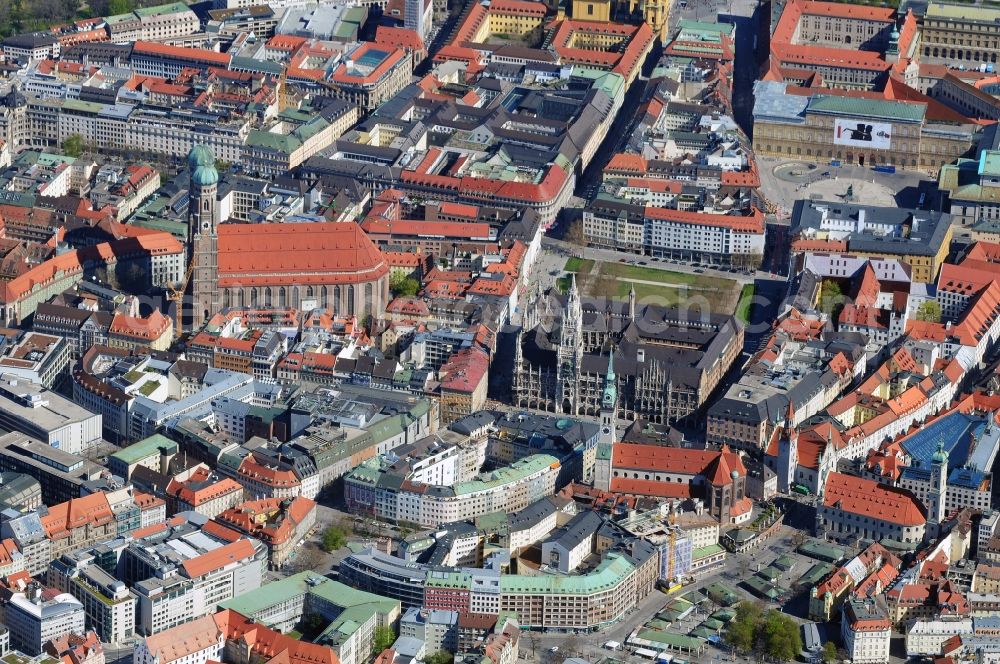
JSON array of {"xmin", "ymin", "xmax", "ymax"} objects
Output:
[
  {"xmin": 676, "ymin": 18, "xmax": 735, "ymax": 36},
  {"xmin": 454, "ymin": 454, "xmax": 558, "ymax": 496},
  {"xmin": 192, "ymin": 164, "xmax": 219, "ymax": 186},
  {"xmin": 246, "ymin": 130, "xmax": 303, "ymax": 155},
  {"xmin": 220, "ymin": 571, "xmax": 399, "ymax": 621},
  {"xmin": 111, "ymin": 434, "xmax": 178, "ymax": 465},
  {"xmin": 188, "ymin": 144, "xmax": 215, "ymax": 170},
  {"xmin": 500, "ymin": 552, "xmax": 634, "ymax": 594},
  {"xmin": 807, "ymin": 95, "xmax": 926, "ymax": 123},
  {"xmin": 134, "ymin": 2, "xmax": 190, "ymax": 17},
  {"xmin": 189, "ymin": 142, "xmax": 219, "ymax": 186}
]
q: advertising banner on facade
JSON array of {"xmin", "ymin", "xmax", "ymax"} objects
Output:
[{"xmin": 833, "ymin": 119, "xmax": 892, "ymax": 150}]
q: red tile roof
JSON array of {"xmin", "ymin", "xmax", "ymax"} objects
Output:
[
  {"xmin": 143, "ymin": 614, "xmax": 222, "ymax": 664},
  {"xmin": 400, "ymin": 162, "xmax": 570, "ymax": 204},
  {"xmin": 769, "ymin": 0, "xmax": 895, "ymax": 75},
  {"xmin": 214, "ymin": 497, "xmax": 315, "ymax": 547},
  {"xmin": 266, "ymin": 35, "xmax": 307, "ymax": 51},
  {"xmin": 167, "ymin": 468, "xmax": 244, "ymax": 507},
  {"xmin": 214, "ymin": 610, "xmax": 338, "ymax": 664},
  {"xmin": 644, "ymin": 206, "xmax": 765, "ymax": 233},
  {"xmin": 238, "ymin": 456, "xmax": 300, "ymax": 488},
  {"xmin": 331, "ymin": 44, "xmax": 407, "ymax": 85},
  {"xmin": 606, "ymin": 153, "xmax": 647, "ymax": 174},
  {"xmin": 109, "ymin": 310, "xmax": 170, "ymax": 340},
  {"xmin": 217, "ymin": 222, "xmax": 387, "ymax": 288},
  {"xmin": 823, "ymin": 472, "xmax": 925, "ymax": 527},
  {"xmin": 40, "ymin": 493, "xmax": 114, "ymax": 539},
  {"xmin": 361, "ymin": 218, "xmax": 492, "ymax": 240},
  {"xmin": 438, "ymin": 347, "xmax": 489, "ymax": 393},
  {"xmin": 0, "ymin": 232, "xmax": 182, "ymax": 305},
  {"xmin": 612, "ymin": 443, "xmax": 746, "ymax": 479},
  {"xmin": 181, "ymin": 538, "xmax": 257, "ymax": 578},
  {"xmin": 966, "ymin": 241, "xmax": 1000, "ymax": 264},
  {"xmin": 608, "ymin": 478, "xmax": 693, "ymax": 498},
  {"xmin": 375, "ymin": 26, "xmax": 425, "ymax": 54},
  {"xmin": 437, "ymin": 201, "xmax": 479, "ymax": 218},
  {"xmin": 132, "ymin": 41, "xmax": 231, "ymax": 67}
]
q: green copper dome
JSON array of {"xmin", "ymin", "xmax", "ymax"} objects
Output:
[
  {"xmin": 932, "ymin": 440, "xmax": 948, "ymax": 465},
  {"xmin": 188, "ymin": 144, "xmax": 215, "ymax": 170},
  {"xmin": 188, "ymin": 145, "xmax": 219, "ymax": 187},
  {"xmin": 192, "ymin": 164, "xmax": 219, "ymax": 187}
]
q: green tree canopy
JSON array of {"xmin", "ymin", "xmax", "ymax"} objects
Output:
[
  {"xmin": 320, "ymin": 525, "xmax": 346, "ymax": 552},
  {"xmin": 818, "ymin": 279, "xmax": 844, "ymax": 315},
  {"xmin": 725, "ymin": 601, "xmax": 762, "ymax": 654},
  {"xmin": 822, "ymin": 641, "xmax": 838, "ymax": 663},
  {"xmin": 390, "ymin": 272, "xmax": 420, "ymax": 297},
  {"xmin": 373, "ymin": 626, "xmax": 396, "ymax": 653},
  {"xmin": 63, "ymin": 134, "xmax": 85, "ymax": 158},
  {"xmin": 761, "ymin": 610, "xmax": 802, "ymax": 662},
  {"xmin": 916, "ymin": 300, "xmax": 942, "ymax": 323},
  {"xmin": 724, "ymin": 602, "xmax": 802, "ymax": 662},
  {"xmin": 424, "ymin": 652, "xmax": 454, "ymax": 664},
  {"xmin": 107, "ymin": 0, "xmax": 133, "ymax": 14}
]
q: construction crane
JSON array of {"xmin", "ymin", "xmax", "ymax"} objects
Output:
[
  {"xmin": 666, "ymin": 509, "xmax": 677, "ymax": 586},
  {"xmin": 167, "ymin": 259, "xmax": 194, "ymax": 339}
]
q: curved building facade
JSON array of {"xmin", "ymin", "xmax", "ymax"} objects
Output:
[{"xmin": 339, "ymin": 543, "xmax": 658, "ymax": 631}]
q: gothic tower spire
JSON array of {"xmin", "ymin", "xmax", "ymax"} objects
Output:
[
  {"xmin": 556, "ymin": 274, "xmax": 583, "ymax": 415},
  {"xmin": 187, "ymin": 144, "xmax": 221, "ymax": 332}
]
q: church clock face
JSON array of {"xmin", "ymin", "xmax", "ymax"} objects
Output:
[{"xmin": 602, "ymin": 426, "xmax": 611, "ymax": 436}]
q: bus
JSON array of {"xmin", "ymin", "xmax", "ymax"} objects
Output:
[{"xmin": 792, "ymin": 484, "xmax": 811, "ymax": 496}]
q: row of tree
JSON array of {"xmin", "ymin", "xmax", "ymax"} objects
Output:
[{"xmin": 0, "ymin": 0, "xmax": 140, "ymax": 38}]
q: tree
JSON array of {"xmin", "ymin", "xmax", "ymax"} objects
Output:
[
  {"xmin": 320, "ymin": 525, "xmax": 347, "ymax": 552},
  {"xmin": 372, "ymin": 626, "xmax": 396, "ymax": 653},
  {"xmin": 724, "ymin": 601, "xmax": 762, "ymax": 654},
  {"xmin": 297, "ymin": 612, "xmax": 325, "ymax": 638},
  {"xmin": 390, "ymin": 272, "xmax": 420, "ymax": 297},
  {"xmin": 424, "ymin": 652, "xmax": 453, "ymax": 664},
  {"xmin": 106, "ymin": 0, "xmax": 134, "ymax": 14},
  {"xmin": 761, "ymin": 610, "xmax": 802, "ymax": 662},
  {"xmin": 287, "ymin": 543, "xmax": 325, "ymax": 574},
  {"xmin": 916, "ymin": 300, "xmax": 942, "ymax": 323},
  {"xmin": 821, "ymin": 641, "xmax": 838, "ymax": 663},
  {"xmin": 63, "ymin": 134, "xmax": 85, "ymax": 158},
  {"xmin": 818, "ymin": 279, "xmax": 844, "ymax": 315},
  {"xmin": 725, "ymin": 602, "xmax": 801, "ymax": 662},
  {"xmin": 563, "ymin": 217, "xmax": 586, "ymax": 246}
]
